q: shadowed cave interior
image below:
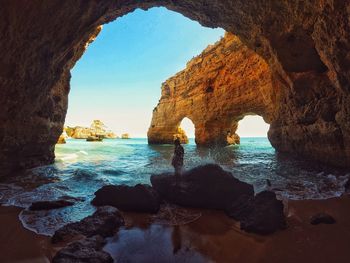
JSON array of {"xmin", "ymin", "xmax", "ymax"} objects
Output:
[{"xmin": 1, "ymin": 1, "xmax": 350, "ymax": 263}]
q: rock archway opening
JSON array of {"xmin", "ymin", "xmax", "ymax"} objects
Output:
[
  {"xmin": 174, "ymin": 117, "xmax": 195, "ymax": 144},
  {"xmin": 62, "ymin": 7, "xmax": 224, "ymax": 144},
  {"xmin": 234, "ymin": 115, "xmax": 271, "ymax": 145}
]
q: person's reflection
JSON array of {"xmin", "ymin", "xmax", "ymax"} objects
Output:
[{"xmin": 172, "ymin": 225, "xmax": 182, "ymax": 255}]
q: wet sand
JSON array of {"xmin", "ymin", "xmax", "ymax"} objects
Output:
[
  {"xmin": 104, "ymin": 195, "xmax": 350, "ymax": 263},
  {"xmin": 1, "ymin": 196, "xmax": 350, "ymax": 263},
  {"xmin": 0, "ymin": 206, "xmax": 53, "ymax": 263}
]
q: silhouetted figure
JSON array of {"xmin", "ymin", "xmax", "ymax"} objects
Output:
[{"xmin": 172, "ymin": 138, "xmax": 184, "ymax": 176}]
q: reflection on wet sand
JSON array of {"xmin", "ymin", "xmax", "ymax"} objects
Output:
[{"xmin": 104, "ymin": 196, "xmax": 350, "ymax": 263}]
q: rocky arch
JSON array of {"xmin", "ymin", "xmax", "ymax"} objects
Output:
[
  {"xmin": 1, "ymin": 1, "xmax": 350, "ymax": 176},
  {"xmin": 148, "ymin": 33, "xmax": 277, "ymax": 146},
  {"xmin": 149, "ymin": 116, "xmax": 197, "ymax": 145}
]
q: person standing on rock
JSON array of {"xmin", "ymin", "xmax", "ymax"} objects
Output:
[{"xmin": 172, "ymin": 138, "xmax": 184, "ymax": 176}]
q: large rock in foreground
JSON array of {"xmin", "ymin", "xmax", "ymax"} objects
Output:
[
  {"xmin": 52, "ymin": 235, "xmax": 113, "ymax": 263},
  {"xmin": 227, "ymin": 191, "xmax": 286, "ymax": 235},
  {"xmin": 52, "ymin": 206, "xmax": 124, "ymax": 244},
  {"xmin": 91, "ymin": 184, "xmax": 160, "ymax": 213},
  {"xmin": 151, "ymin": 164, "xmax": 254, "ymax": 210}
]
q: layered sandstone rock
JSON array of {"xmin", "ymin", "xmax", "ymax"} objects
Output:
[
  {"xmin": 148, "ymin": 33, "xmax": 278, "ymax": 146},
  {"xmin": 0, "ymin": 0, "xmax": 349, "ymax": 176},
  {"xmin": 121, "ymin": 133, "xmax": 130, "ymax": 139},
  {"xmin": 70, "ymin": 126, "xmax": 91, "ymax": 139},
  {"xmin": 66, "ymin": 121, "xmax": 117, "ymax": 139},
  {"xmin": 174, "ymin": 127, "xmax": 189, "ymax": 144}
]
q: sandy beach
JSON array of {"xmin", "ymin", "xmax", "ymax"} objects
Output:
[
  {"xmin": 0, "ymin": 206, "xmax": 53, "ymax": 263},
  {"xmin": 1, "ymin": 195, "xmax": 350, "ymax": 263}
]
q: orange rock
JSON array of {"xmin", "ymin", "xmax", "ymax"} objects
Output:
[
  {"xmin": 1, "ymin": 1, "xmax": 350, "ymax": 176},
  {"xmin": 148, "ymin": 33, "xmax": 278, "ymax": 146}
]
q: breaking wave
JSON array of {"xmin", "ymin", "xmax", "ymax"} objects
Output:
[{"xmin": 0, "ymin": 138, "xmax": 348, "ymax": 235}]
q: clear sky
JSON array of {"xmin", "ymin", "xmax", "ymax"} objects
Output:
[
  {"xmin": 66, "ymin": 7, "xmax": 269, "ymax": 138},
  {"xmin": 236, "ymin": 116, "xmax": 269, "ymax": 137}
]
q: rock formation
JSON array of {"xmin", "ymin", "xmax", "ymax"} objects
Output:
[
  {"xmin": 56, "ymin": 128, "xmax": 68, "ymax": 144},
  {"xmin": 56, "ymin": 134, "xmax": 66, "ymax": 144},
  {"xmin": 65, "ymin": 121, "xmax": 117, "ymax": 139},
  {"xmin": 52, "ymin": 206, "xmax": 124, "ymax": 244},
  {"xmin": 0, "ymin": 0, "xmax": 350, "ymax": 175},
  {"xmin": 121, "ymin": 133, "xmax": 130, "ymax": 139},
  {"xmin": 226, "ymin": 191, "xmax": 286, "ymax": 235},
  {"xmin": 92, "ymin": 184, "xmax": 160, "ymax": 213},
  {"xmin": 148, "ymin": 33, "xmax": 278, "ymax": 146},
  {"xmin": 88, "ymin": 164, "xmax": 285, "ymax": 234},
  {"xmin": 52, "ymin": 206, "xmax": 124, "ymax": 262},
  {"xmin": 52, "ymin": 235, "xmax": 113, "ymax": 263},
  {"xmin": 105, "ymin": 131, "xmax": 118, "ymax": 139},
  {"xmin": 151, "ymin": 164, "xmax": 254, "ymax": 210},
  {"xmin": 174, "ymin": 127, "xmax": 189, "ymax": 144},
  {"xmin": 151, "ymin": 164, "xmax": 286, "ymax": 234},
  {"xmin": 70, "ymin": 126, "xmax": 92, "ymax": 139}
]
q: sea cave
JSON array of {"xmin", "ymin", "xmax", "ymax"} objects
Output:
[{"xmin": 0, "ymin": 1, "xmax": 350, "ymax": 262}]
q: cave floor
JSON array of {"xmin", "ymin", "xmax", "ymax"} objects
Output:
[{"xmin": 1, "ymin": 196, "xmax": 350, "ymax": 263}]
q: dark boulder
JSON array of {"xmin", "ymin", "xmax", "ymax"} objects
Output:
[
  {"xmin": 227, "ymin": 191, "xmax": 286, "ymax": 235},
  {"xmin": 52, "ymin": 235, "xmax": 113, "ymax": 263},
  {"xmin": 225, "ymin": 194, "xmax": 254, "ymax": 221},
  {"xmin": 29, "ymin": 200, "xmax": 74, "ymax": 211},
  {"xmin": 151, "ymin": 164, "xmax": 254, "ymax": 210},
  {"xmin": 52, "ymin": 206, "xmax": 124, "ymax": 243},
  {"xmin": 310, "ymin": 213, "xmax": 336, "ymax": 225},
  {"xmin": 91, "ymin": 184, "xmax": 160, "ymax": 213}
]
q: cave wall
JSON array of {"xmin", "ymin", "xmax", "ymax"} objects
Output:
[
  {"xmin": 147, "ymin": 33, "xmax": 279, "ymax": 146},
  {"xmin": 0, "ymin": 0, "xmax": 349, "ymax": 176}
]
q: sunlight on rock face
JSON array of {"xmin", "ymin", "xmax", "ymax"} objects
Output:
[{"xmin": 236, "ymin": 116, "xmax": 269, "ymax": 138}]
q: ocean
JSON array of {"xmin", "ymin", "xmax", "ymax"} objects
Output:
[{"xmin": 0, "ymin": 137, "xmax": 348, "ymax": 235}]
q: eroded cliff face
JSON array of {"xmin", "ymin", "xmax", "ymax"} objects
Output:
[
  {"xmin": 148, "ymin": 33, "xmax": 279, "ymax": 146},
  {"xmin": 0, "ymin": 0, "xmax": 349, "ymax": 175}
]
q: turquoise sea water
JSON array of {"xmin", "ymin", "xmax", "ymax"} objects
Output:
[{"xmin": 0, "ymin": 137, "xmax": 348, "ymax": 235}]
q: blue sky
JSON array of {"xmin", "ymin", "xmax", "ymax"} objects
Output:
[{"xmin": 66, "ymin": 7, "xmax": 269, "ymax": 137}]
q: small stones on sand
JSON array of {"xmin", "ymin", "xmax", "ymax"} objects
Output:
[{"xmin": 310, "ymin": 213, "xmax": 336, "ymax": 225}]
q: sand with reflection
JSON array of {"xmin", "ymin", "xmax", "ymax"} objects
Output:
[{"xmin": 1, "ymin": 196, "xmax": 350, "ymax": 262}]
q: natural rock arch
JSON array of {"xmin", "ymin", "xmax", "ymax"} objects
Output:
[
  {"xmin": 1, "ymin": 1, "xmax": 350, "ymax": 176},
  {"xmin": 165, "ymin": 117, "xmax": 196, "ymax": 145},
  {"xmin": 235, "ymin": 115, "xmax": 270, "ymax": 139},
  {"xmin": 148, "ymin": 33, "xmax": 278, "ymax": 146}
]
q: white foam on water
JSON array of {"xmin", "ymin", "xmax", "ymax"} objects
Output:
[
  {"xmin": 1, "ymin": 138, "xmax": 349, "ymax": 235},
  {"xmin": 56, "ymin": 153, "xmax": 79, "ymax": 162}
]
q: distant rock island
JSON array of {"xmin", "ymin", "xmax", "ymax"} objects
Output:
[
  {"xmin": 121, "ymin": 133, "xmax": 130, "ymax": 139},
  {"xmin": 57, "ymin": 120, "xmax": 128, "ymax": 144}
]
